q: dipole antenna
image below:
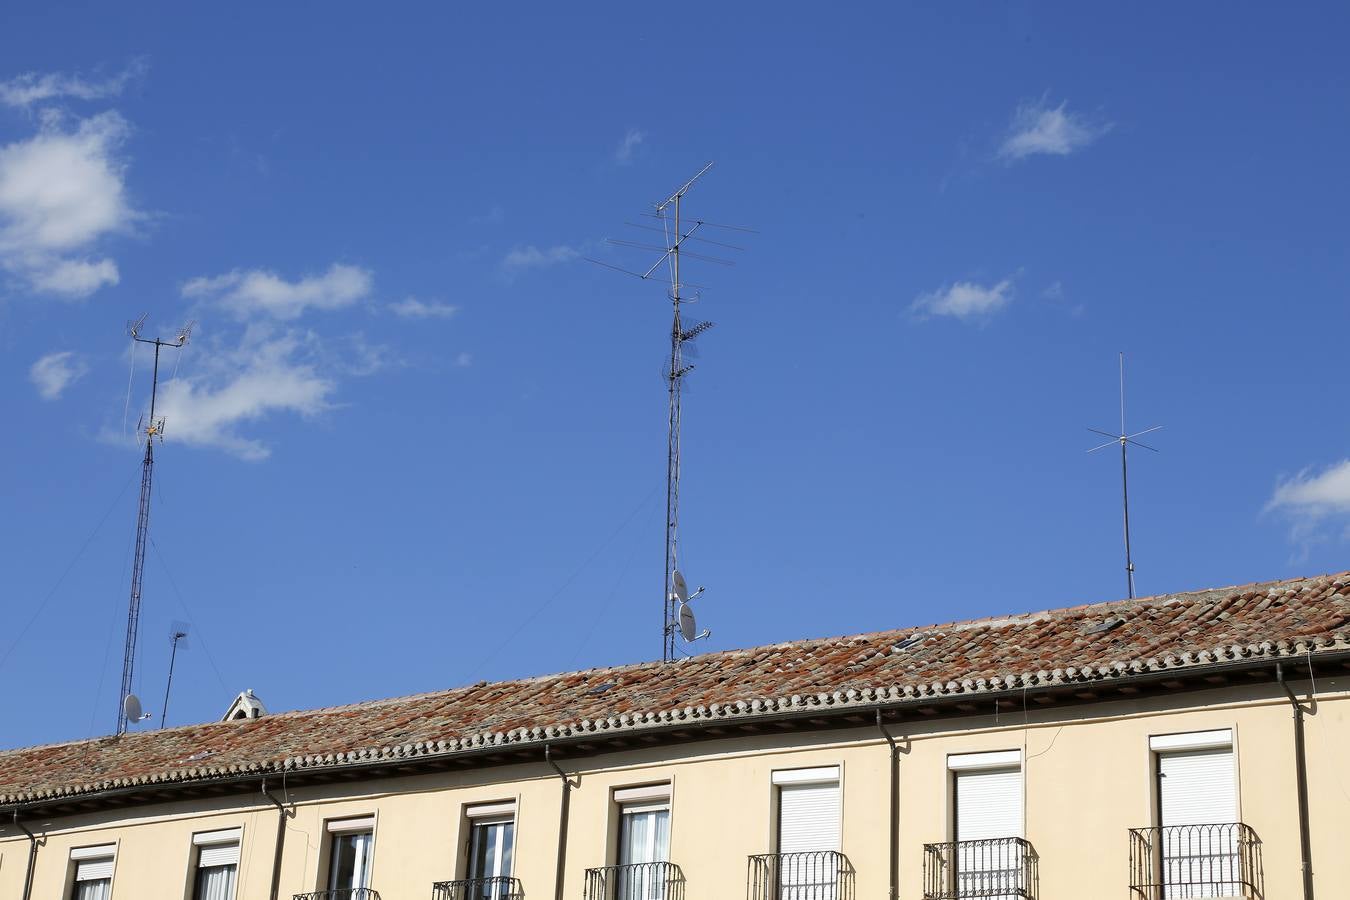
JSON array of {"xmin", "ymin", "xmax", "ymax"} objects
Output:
[
  {"xmin": 118, "ymin": 315, "xmax": 193, "ymax": 735},
  {"xmin": 587, "ymin": 162, "xmax": 753, "ymax": 661},
  {"xmin": 1086, "ymin": 352, "xmax": 1161, "ymax": 600}
]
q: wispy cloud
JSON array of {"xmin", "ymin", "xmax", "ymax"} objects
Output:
[
  {"xmin": 615, "ymin": 128, "xmax": 646, "ymax": 165},
  {"xmin": 998, "ymin": 97, "xmax": 1111, "ymax": 161},
  {"xmin": 390, "ymin": 297, "xmax": 458, "ymax": 319},
  {"xmin": 151, "ymin": 325, "xmax": 336, "ymax": 461},
  {"xmin": 911, "ymin": 278, "xmax": 1013, "ymax": 322},
  {"xmin": 0, "ymin": 59, "xmax": 147, "ymax": 108},
  {"xmin": 502, "ymin": 244, "xmax": 579, "ymax": 271},
  {"xmin": 454, "ymin": 352, "xmax": 473, "ymax": 368},
  {"xmin": 0, "ymin": 110, "xmax": 133, "ymax": 297},
  {"xmin": 29, "ymin": 350, "xmax": 88, "ymax": 399},
  {"xmin": 182, "ymin": 263, "xmax": 373, "ymax": 320},
  {"xmin": 1267, "ymin": 461, "xmax": 1350, "ymax": 548}
]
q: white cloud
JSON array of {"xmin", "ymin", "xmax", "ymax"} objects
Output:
[
  {"xmin": 911, "ymin": 278, "xmax": 1013, "ymax": 322},
  {"xmin": 0, "ymin": 111, "xmax": 133, "ymax": 297},
  {"xmin": 455, "ymin": 352, "xmax": 473, "ymax": 368},
  {"xmin": 29, "ymin": 257, "xmax": 119, "ymax": 295},
  {"xmin": 999, "ymin": 98, "xmax": 1111, "ymax": 161},
  {"xmin": 502, "ymin": 245, "xmax": 579, "ymax": 271},
  {"xmin": 1269, "ymin": 461, "xmax": 1350, "ymax": 519},
  {"xmin": 390, "ymin": 297, "xmax": 458, "ymax": 319},
  {"xmin": 0, "ymin": 60, "xmax": 147, "ymax": 108},
  {"xmin": 615, "ymin": 128, "xmax": 645, "ymax": 164},
  {"xmin": 182, "ymin": 263, "xmax": 373, "ymax": 320},
  {"xmin": 29, "ymin": 350, "xmax": 88, "ymax": 400},
  {"xmin": 152, "ymin": 325, "xmax": 337, "ymax": 461}
]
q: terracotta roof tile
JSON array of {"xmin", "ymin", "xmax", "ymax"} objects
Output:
[{"xmin": 3, "ymin": 570, "xmax": 1349, "ymax": 806}]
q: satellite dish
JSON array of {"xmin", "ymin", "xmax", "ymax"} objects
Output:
[
  {"xmin": 123, "ymin": 694, "xmax": 145, "ymax": 723},
  {"xmin": 671, "ymin": 570, "xmax": 689, "ymax": 603},
  {"xmin": 678, "ymin": 601, "xmax": 697, "ymax": 642}
]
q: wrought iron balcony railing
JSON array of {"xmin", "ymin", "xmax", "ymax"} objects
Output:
[
  {"xmin": 747, "ymin": 850, "xmax": 855, "ymax": 900},
  {"xmin": 922, "ymin": 837, "xmax": 1037, "ymax": 899},
  {"xmin": 432, "ymin": 876, "xmax": 524, "ymax": 900},
  {"xmin": 1129, "ymin": 823, "xmax": 1263, "ymax": 899},
  {"xmin": 583, "ymin": 861, "xmax": 685, "ymax": 900},
  {"xmin": 294, "ymin": 891, "xmax": 382, "ymax": 900}
]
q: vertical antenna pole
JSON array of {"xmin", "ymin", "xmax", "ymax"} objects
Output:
[
  {"xmin": 1118, "ymin": 353, "xmax": 1135, "ymax": 599},
  {"xmin": 119, "ymin": 323, "xmax": 190, "ymax": 734},
  {"xmin": 663, "ymin": 191, "xmax": 683, "ymax": 663},
  {"xmin": 160, "ymin": 631, "xmax": 183, "ymax": 729}
]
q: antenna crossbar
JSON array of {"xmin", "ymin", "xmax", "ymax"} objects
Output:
[{"xmin": 1086, "ymin": 353, "xmax": 1161, "ymax": 601}]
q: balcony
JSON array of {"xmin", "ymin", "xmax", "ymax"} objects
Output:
[
  {"xmin": 583, "ymin": 861, "xmax": 685, "ymax": 900},
  {"xmin": 432, "ymin": 877, "xmax": 525, "ymax": 900},
  {"xmin": 294, "ymin": 892, "xmax": 382, "ymax": 900},
  {"xmin": 747, "ymin": 851, "xmax": 855, "ymax": 900},
  {"xmin": 1129, "ymin": 823, "xmax": 1264, "ymax": 899},
  {"xmin": 922, "ymin": 838, "xmax": 1037, "ymax": 899}
]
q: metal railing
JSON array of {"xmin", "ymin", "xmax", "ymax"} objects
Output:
[
  {"xmin": 1129, "ymin": 823, "xmax": 1263, "ymax": 899},
  {"xmin": 294, "ymin": 891, "xmax": 382, "ymax": 900},
  {"xmin": 583, "ymin": 861, "xmax": 685, "ymax": 900},
  {"xmin": 747, "ymin": 851, "xmax": 855, "ymax": 900},
  {"xmin": 922, "ymin": 838, "xmax": 1037, "ymax": 899},
  {"xmin": 432, "ymin": 876, "xmax": 524, "ymax": 900}
]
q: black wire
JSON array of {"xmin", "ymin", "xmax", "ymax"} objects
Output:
[
  {"xmin": 148, "ymin": 537, "xmax": 231, "ymax": 695},
  {"xmin": 0, "ymin": 471, "xmax": 138, "ymax": 673}
]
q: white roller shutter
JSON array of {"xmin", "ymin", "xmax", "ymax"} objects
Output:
[
  {"xmin": 197, "ymin": 842, "xmax": 240, "ymax": 867},
  {"xmin": 75, "ymin": 856, "xmax": 115, "ymax": 881},
  {"xmin": 778, "ymin": 781, "xmax": 840, "ymax": 853},
  {"xmin": 1159, "ymin": 748, "xmax": 1236, "ymax": 826},
  {"xmin": 956, "ymin": 768, "xmax": 1022, "ymax": 841}
]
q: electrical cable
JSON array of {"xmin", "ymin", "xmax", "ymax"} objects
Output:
[
  {"xmin": 149, "ymin": 537, "xmax": 230, "ymax": 695},
  {"xmin": 464, "ymin": 482, "xmax": 661, "ymax": 682},
  {"xmin": 0, "ymin": 471, "xmax": 138, "ymax": 673}
]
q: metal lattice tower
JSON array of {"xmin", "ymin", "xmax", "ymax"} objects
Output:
[
  {"xmin": 117, "ymin": 316, "xmax": 191, "ymax": 735},
  {"xmin": 587, "ymin": 162, "xmax": 750, "ymax": 660}
]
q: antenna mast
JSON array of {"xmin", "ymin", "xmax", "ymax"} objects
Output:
[
  {"xmin": 588, "ymin": 162, "xmax": 751, "ymax": 661},
  {"xmin": 160, "ymin": 623, "xmax": 189, "ymax": 729},
  {"xmin": 1086, "ymin": 352, "xmax": 1161, "ymax": 599},
  {"xmin": 118, "ymin": 316, "xmax": 192, "ymax": 735}
]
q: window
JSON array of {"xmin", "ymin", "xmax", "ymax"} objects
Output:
[
  {"xmin": 192, "ymin": 829, "xmax": 241, "ymax": 900},
  {"xmin": 773, "ymin": 767, "xmax": 841, "ymax": 900},
  {"xmin": 466, "ymin": 802, "xmax": 516, "ymax": 896},
  {"xmin": 950, "ymin": 751, "xmax": 1022, "ymax": 900},
  {"xmin": 1152, "ymin": 730, "xmax": 1238, "ymax": 897},
  {"xmin": 614, "ymin": 785, "xmax": 671, "ymax": 900},
  {"xmin": 326, "ymin": 817, "xmax": 375, "ymax": 892},
  {"xmin": 69, "ymin": 844, "xmax": 116, "ymax": 900}
]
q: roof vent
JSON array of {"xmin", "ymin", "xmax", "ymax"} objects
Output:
[
  {"xmin": 588, "ymin": 682, "xmax": 617, "ymax": 695},
  {"xmin": 892, "ymin": 632, "xmax": 929, "ymax": 653},
  {"xmin": 222, "ymin": 689, "xmax": 267, "ymax": 722}
]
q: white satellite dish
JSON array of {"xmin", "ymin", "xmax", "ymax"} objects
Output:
[
  {"xmin": 671, "ymin": 570, "xmax": 689, "ymax": 603},
  {"xmin": 678, "ymin": 601, "xmax": 697, "ymax": 642},
  {"xmin": 123, "ymin": 693, "xmax": 147, "ymax": 724}
]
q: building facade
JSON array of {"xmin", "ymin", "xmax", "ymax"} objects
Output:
[{"xmin": 2, "ymin": 571, "xmax": 1348, "ymax": 900}]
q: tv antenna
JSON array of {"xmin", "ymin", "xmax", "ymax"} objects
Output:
[
  {"xmin": 160, "ymin": 622, "xmax": 190, "ymax": 728},
  {"xmin": 1086, "ymin": 352, "xmax": 1161, "ymax": 600},
  {"xmin": 587, "ymin": 162, "xmax": 752, "ymax": 661},
  {"xmin": 117, "ymin": 315, "xmax": 192, "ymax": 735}
]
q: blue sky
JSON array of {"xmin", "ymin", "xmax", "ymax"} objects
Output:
[{"xmin": 3, "ymin": 3, "xmax": 1349, "ymax": 749}]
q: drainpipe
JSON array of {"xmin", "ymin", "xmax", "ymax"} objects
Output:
[
  {"xmin": 876, "ymin": 710, "xmax": 899, "ymax": 900},
  {"xmin": 261, "ymin": 778, "xmax": 289, "ymax": 900},
  {"xmin": 13, "ymin": 811, "xmax": 38, "ymax": 900},
  {"xmin": 1276, "ymin": 663, "xmax": 1314, "ymax": 900},
  {"xmin": 545, "ymin": 745, "xmax": 572, "ymax": 900}
]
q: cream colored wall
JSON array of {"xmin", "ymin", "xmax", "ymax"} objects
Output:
[{"xmin": 1, "ymin": 676, "xmax": 1346, "ymax": 900}]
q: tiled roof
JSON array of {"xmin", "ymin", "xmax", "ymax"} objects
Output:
[{"xmin": 3, "ymin": 570, "xmax": 1349, "ymax": 807}]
